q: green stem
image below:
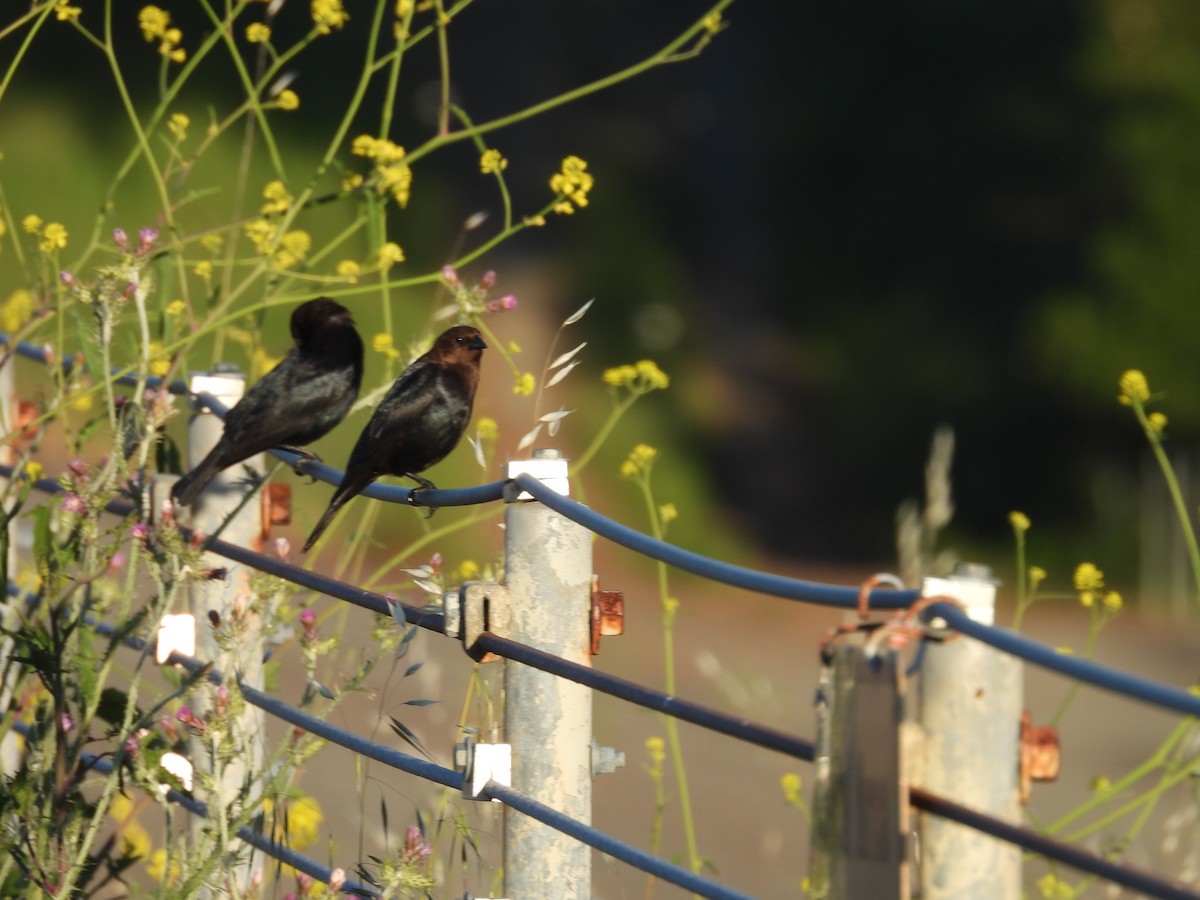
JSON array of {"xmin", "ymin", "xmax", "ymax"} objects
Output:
[
  {"xmin": 1137, "ymin": 399, "xmax": 1200, "ymax": 607},
  {"xmin": 574, "ymin": 394, "xmax": 638, "ymax": 474},
  {"xmin": 638, "ymin": 473, "xmax": 702, "ymax": 876},
  {"xmin": 402, "ymin": 0, "xmax": 734, "ymax": 167}
]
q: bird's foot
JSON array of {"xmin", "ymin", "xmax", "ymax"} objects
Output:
[
  {"xmin": 407, "ymin": 474, "xmax": 438, "ymax": 519},
  {"xmin": 284, "ymin": 447, "xmax": 321, "ymax": 481}
]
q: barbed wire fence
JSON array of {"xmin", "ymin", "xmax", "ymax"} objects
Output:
[{"xmin": 2, "ymin": 335, "xmax": 1199, "ymax": 899}]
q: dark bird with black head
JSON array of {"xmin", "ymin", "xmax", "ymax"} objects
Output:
[
  {"xmin": 302, "ymin": 324, "xmax": 486, "ymax": 552},
  {"xmin": 172, "ymin": 297, "xmax": 364, "ymax": 507}
]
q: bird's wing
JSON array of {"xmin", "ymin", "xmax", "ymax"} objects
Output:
[
  {"xmin": 215, "ymin": 353, "xmax": 316, "ymax": 453},
  {"xmin": 361, "ymin": 362, "xmax": 441, "ymax": 442}
]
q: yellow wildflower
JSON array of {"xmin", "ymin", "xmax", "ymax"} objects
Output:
[
  {"xmin": 24, "ymin": 461, "xmax": 45, "ymax": 482},
  {"xmin": 138, "ymin": 6, "xmax": 169, "ymax": 40},
  {"xmin": 274, "ymin": 230, "xmax": 311, "ymax": 269},
  {"xmin": 513, "ymin": 372, "xmax": 535, "ymax": 396},
  {"xmin": 780, "ymin": 772, "xmax": 803, "ymax": 805},
  {"xmin": 243, "ymin": 218, "xmax": 278, "ymax": 252},
  {"xmin": 1028, "ymin": 566, "xmax": 1047, "ymax": 588},
  {"xmin": 139, "ymin": 7, "xmax": 186, "ymax": 61},
  {"xmin": 336, "ymin": 259, "xmax": 361, "ymax": 283},
  {"xmin": 261, "ymin": 180, "xmax": 292, "ymax": 215},
  {"xmin": 371, "ymin": 332, "xmax": 401, "ymax": 359},
  {"xmin": 166, "ymin": 299, "xmax": 186, "ymax": 316},
  {"xmin": 40, "ymin": 222, "xmax": 68, "ymax": 252},
  {"xmin": 146, "ymin": 848, "xmax": 181, "ymax": 883},
  {"xmin": 1102, "ymin": 591, "xmax": 1123, "ymax": 613},
  {"xmin": 549, "ymin": 155, "xmax": 594, "ymax": 214},
  {"xmin": 1118, "ymin": 370, "xmax": 1149, "ymax": 406},
  {"xmin": 341, "ymin": 171, "xmax": 364, "ymax": 192},
  {"xmin": 644, "ymin": 736, "xmax": 666, "ymax": 764},
  {"xmin": 658, "ymin": 502, "xmax": 678, "ymax": 525},
  {"xmin": 378, "ymin": 242, "xmax": 405, "ymax": 269},
  {"xmin": 167, "ymin": 112, "xmax": 189, "ymax": 141},
  {"xmin": 396, "ymin": 0, "xmax": 414, "ymax": 16},
  {"xmin": 1090, "ymin": 774, "xmax": 1112, "ymax": 792},
  {"xmin": 620, "ymin": 443, "xmax": 658, "ymax": 477},
  {"xmin": 312, "ymin": 0, "xmax": 349, "ymax": 34},
  {"xmin": 245, "ymin": 22, "xmax": 271, "ymax": 43},
  {"xmin": 603, "ymin": 360, "xmax": 669, "ymax": 392},
  {"xmin": 476, "ymin": 417, "xmax": 498, "ymax": 441},
  {"xmin": 22, "ymin": 214, "xmax": 42, "ymax": 234},
  {"xmin": 603, "ymin": 364, "xmax": 638, "ymax": 387},
  {"xmin": 351, "ymin": 135, "xmax": 405, "ymax": 163},
  {"xmin": 459, "ymin": 559, "xmax": 480, "ymax": 580},
  {"xmin": 480, "ymin": 149, "xmax": 508, "ymax": 174},
  {"xmin": 1037, "ymin": 872, "xmax": 1074, "ymax": 899},
  {"xmin": 703, "ymin": 11, "xmax": 723, "ymax": 32},
  {"xmin": 194, "ymin": 260, "xmax": 213, "ymax": 281},
  {"xmin": 147, "ymin": 341, "xmax": 170, "ymax": 377},
  {"xmin": 635, "ymin": 359, "xmax": 669, "ymax": 390},
  {"xmin": 1, "ymin": 289, "xmax": 35, "ymax": 333},
  {"xmin": 276, "ymin": 89, "xmax": 300, "ymax": 111},
  {"xmin": 508, "ymin": 340, "xmax": 522, "ymax": 354},
  {"xmin": 54, "ymin": 0, "xmax": 81, "ymax": 22},
  {"xmin": 378, "ymin": 163, "xmax": 412, "ymax": 206},
  {"xmin": 70, "ymin": 387, "xmax": 94, "ymax": 412},
  {"xmin": 524, "ymin": 214, "xmax": 546, "ymax": 227},
  {"xmin": 200, "ymin": 233, "xmax": 223, "ymax": 252},
  {"xmin": 1008, "ymin": 511, "xmax": 1030, "ymax": 532},
  {"xmin": 1147, "ymin": 412, "xmax": 1168, "ymax": 435},
  {"xmin": 1073, "ymin": 562, "xmax": 1103, "ymax": 592}
]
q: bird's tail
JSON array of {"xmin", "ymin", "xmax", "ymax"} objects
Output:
[
  {"xmin": 171, "ymin": 452, "xmax": 224, "ymax": 507},
  {"xmin": 302, "ymin": 484, "xmax": 355, "ymax": 553}
]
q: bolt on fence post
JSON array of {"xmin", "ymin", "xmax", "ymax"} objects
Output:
[
  {"xmin": 916, "ymin": 563, "xmax": 1021, "ymax": 899},
  {"xmin": 182, "ymin": 368, "xmax": 266, "ymax": 892},
  {"xmin": 809, "ymin": 638, "xmax": 909, "ymax": 899},
  {"xmin": 0, "ymin": 353, "xmax": 21, "ymax": 775},
  {"xmin": 503, "ymin": 449, "xmax": 593, "ymax": 899}
]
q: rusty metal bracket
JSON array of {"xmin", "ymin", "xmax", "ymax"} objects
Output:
[
  {"xmin": 590, "ymin": 575, "xmax": 624, "ymax": 655},
  {"xmin": 1019, "ymin": 709, "xmax": 1061, "ymax": 804}
]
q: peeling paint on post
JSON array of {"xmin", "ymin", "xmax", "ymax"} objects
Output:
[{"xmin": 504, "ymin": 454, "xmax": 593, "ymax": 899}]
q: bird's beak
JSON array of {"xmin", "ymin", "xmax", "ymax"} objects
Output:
[{"xmin": 469, "ymin": 335, "xmax": 487, "ymax": 350}]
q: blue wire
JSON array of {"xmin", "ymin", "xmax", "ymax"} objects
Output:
[
  {"xmin": 513, "ymin": 473, "xmax": 919, "ymax": 609},
  {"xmin": 925, "ymin": 601, "xmax": 1200, "ymax": 718},
  {"xmin": 484, "ymin": 781, "xmax": 755, "ymax": 900}
]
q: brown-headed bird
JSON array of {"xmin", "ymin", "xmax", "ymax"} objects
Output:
[
  {"xmin": 172, "ymin": 297, "xmax": 364, "ymax": 507},
  {"xmin": 302, "ymin": 325, "xmax": 486, "ymax": 552}
]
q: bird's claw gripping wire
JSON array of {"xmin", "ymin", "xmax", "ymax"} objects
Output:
[
  {"xmin": 285, "ymin": 446, "xmax": 322, "ymax": 482},
  {"xmin": 407, "ymin": 473, "xmax": 438, "ymax": 519}
]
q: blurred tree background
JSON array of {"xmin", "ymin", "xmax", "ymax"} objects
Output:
[{"xmin": 5, "ymin": 0, "xmax": 1199, "ymax": 592}]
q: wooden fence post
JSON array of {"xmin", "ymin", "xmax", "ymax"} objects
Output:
[{"xmin": 503, "ymin": 449, "xmax": 593, "ymax": 898}]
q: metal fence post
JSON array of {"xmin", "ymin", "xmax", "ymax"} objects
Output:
[
  {"xmin": 809, "ymin": 639, "xmax": 908, "ymax": 899},
  {"xmin": 0, "ymin": 352, "xmax": 21, "ymax": 775},
  {"xmin": 916, "ymin": 564, "xmax": 1021, "ymax": 898},
  {"xmin": 503, "ymin": 449, "xmax": 593, "ymax": 898},
  {"xmin": 181, "ymin": 368, "xmax": 265, "ymax": 891}
]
